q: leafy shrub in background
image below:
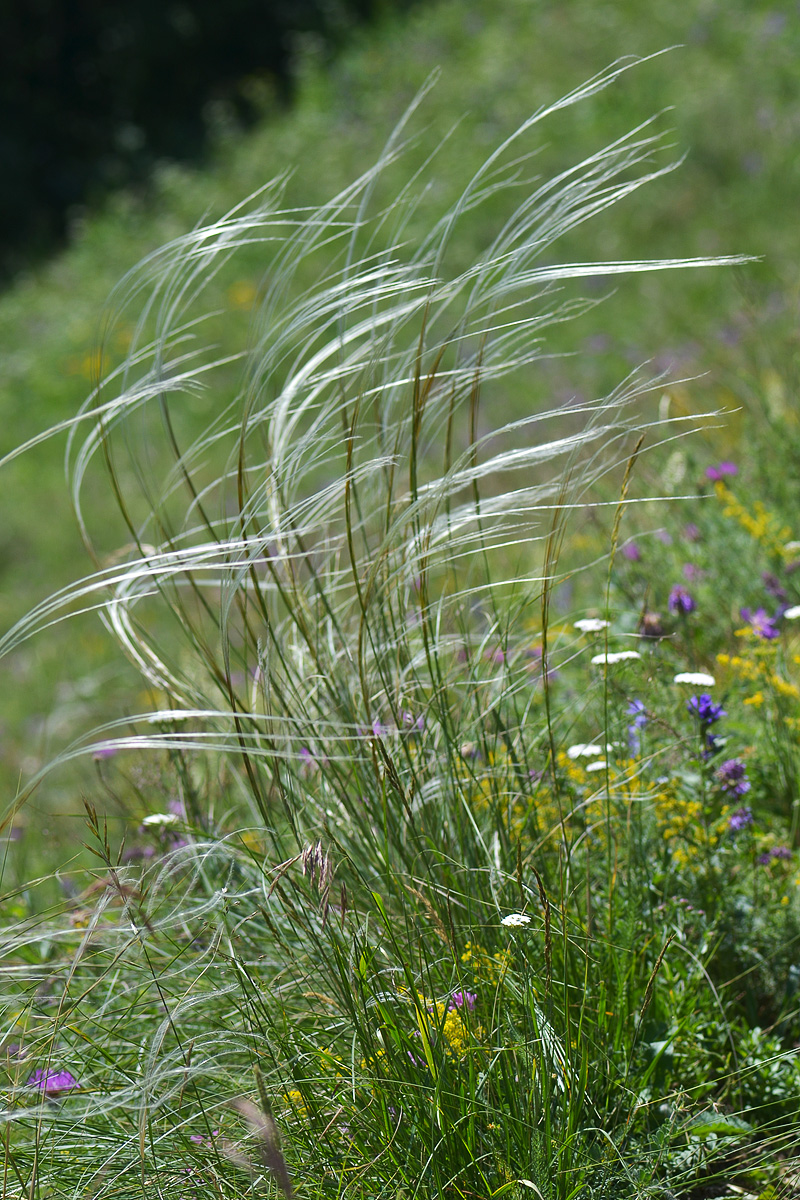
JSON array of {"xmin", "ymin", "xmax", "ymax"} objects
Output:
[{"xmin": 6, "ymin": 61, "xmax": 800, "ymax": 1200}]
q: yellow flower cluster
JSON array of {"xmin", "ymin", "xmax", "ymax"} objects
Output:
[
  {"xmin": 715, "ymin": 481, "xmax": 793, "ymax": 559},
  {"xmin": 654, "ymin": 790, "xmax": 703, "ymax": 842},
  {"xmin": 716, "ymin": 653, "xmax": 759, "ymax": 682},
  {"xmin": 717, "ymin": 649, "xmax": 800, "ymax": 708},
  {"xmin": 556, "ymin": 750, "xmax": 588, "ymax": 786},
  {"xmin": 429, "ymin": 998, "xmax": 485, "ymax": 1060},
  {"xmin": 461, "ymin": 941, "xmax": 512, "ymax": 985},
  {"xmin": 653, "ymin": 788, "xmax": 730, "ymax": 871}
]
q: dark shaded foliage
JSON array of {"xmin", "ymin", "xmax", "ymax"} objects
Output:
[{"xmin": 0, "ymin": 0, "xmax": 412, "ymax": 279}]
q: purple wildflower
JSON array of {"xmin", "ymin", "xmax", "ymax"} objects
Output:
[
  {"xmin": 27, "ymin": 1068, "xmax": 79, "ymax": 1097},
  {"xmin": 621, "ymin": 541, "xmax": 641, "ymax": 561},
  {"xmin": 687, "ymin": 694, "xmax": 726, "ymax": 725},
  {"xmin": 449, "ymin": 990, "xmax": 477, "ymax": 1012},
  {"xmin": 683, "ymin": 563, "xmax": 705, "ymax": 582},
  {"xmin": 740, "ymin": 607, "xmax": 779, "ymax": 639},
  {"xmin": 485, "ymin": 646, "xmax": 507, "ymax": 665},
  {"xmin": 669, "ymin": 585, "xmax": 696, "ymax": 616},
  {"xmin": 705, "ymin": 461, "xmax": 738, "ymax": 482},
  {"xmin": 683, "ymin": 523, "xmax": 702, "ymax": 542},
  {"xmin": 92, "ymin": 745, "xmax": 117, "ymax": 761},
  {"xmin": 703, "ymin": 732, "xmax": 722, "ymax": 759},
  {"xmin": 762, "ymin": 571, "xmax": 788, "ymax": 601},
  {"xmin": 716, "ymin": 759, "xmax": 751, "ymax": 797},
  {"xmin": 189, "ymin": 1129, "xmax": 220, "ymax": 1147},
  {"xmin": 758, "ymin": 846, "xmax": 792, "ymax": 865},
  {"xmin": 627, "ymin": 699, "xmax": 647, "ymax": 754},
  {"xmin": 400, "ymin": 711, "xmax": 425, "ymax": 732},
  {"xmin": 727, "ymin": 806, "xmax": 753, "ymax": 832}
]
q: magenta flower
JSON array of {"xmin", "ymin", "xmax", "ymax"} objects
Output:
[
  {"xmin": 27, "ymin": 1068, "xmax": 79, "ymax": 1096},
  {"xmin": 705, "ymin": 461, "xmax": 738, "ymax": 481},
  {"xmin": 190, "ymin": 1129, "xmax": 220, "ymax": 1146},
  {"xmin": 449, "ymin": 990, "xmax": 477, "ymax": 1012},
  {"xmin": 621, "ymin": 541, "xmax": 641, "ymax": 561},
  {"xmin": 91, "ymin": 745, "xmax": 117, "ymax": 761}
]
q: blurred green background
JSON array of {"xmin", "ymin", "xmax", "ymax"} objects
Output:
[{"xmin": 1, "ymin": 0, "xmax": 798, "ymax": 867}]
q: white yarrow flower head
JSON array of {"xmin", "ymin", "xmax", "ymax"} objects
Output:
[
  {"xmin": 141, "ymin": 812, "xmax": 180, "ymax": 827},
  {"xmin": 574, "ymin": 618, "xmax": 610, "ymax": 633},
  {"xmin": 784, "ymin": 605, "xmax": 800, "ymax": 620},
  {"xmin": 567, "ymin": 743, "xmax": 603, "ymax": 759},
  {"xmin": 586, "ymin": 760, "xmax": 607, "ymax": 772},
  {"xmin": 673, "ymin": 672, "xmax": 716, "ymax": 686},
  {"xmin": 501, "ymin": 912, "xmax": 531, "ymax": 927},
  {"xmin": 591, "ymin": 650, "xmax": 641, "ymax": 665}
]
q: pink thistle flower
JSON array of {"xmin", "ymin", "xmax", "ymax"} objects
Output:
[
  {"xmin": 27, "ymin": 1068, "xmax": 79, "ymax": 1097},
  {"xmin": 705, "ymin": 461, "xmax": 738, "ymax": 481}
]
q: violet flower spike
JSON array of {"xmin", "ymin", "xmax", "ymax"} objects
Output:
[
  {"xmin": 669, "ymin": 585, "xmax": 695, "ymax": 616},
  {"xmin": 716, "ymin": 758, "xmax": 751, "ymax": 796},
  {"xmin": 727, "ymin": 806, "xmax": 753, "ymax": 832},
  {"xmin": 687, "ymin": 694, "xmax": 726, "ymax": 725}
]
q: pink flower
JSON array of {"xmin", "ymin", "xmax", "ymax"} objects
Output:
[
  {"xmin": 27, "ymin": 1068, "xmax": 79, "ymax": 1096},
  {"xmin": 705, "ymin": 461, "xmax": 738, "ymax": 482}
]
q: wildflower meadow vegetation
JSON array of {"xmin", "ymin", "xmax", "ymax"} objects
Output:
[{"xmin": 3, "ymin": 7, "xmax": 800, "ymax": 1200}]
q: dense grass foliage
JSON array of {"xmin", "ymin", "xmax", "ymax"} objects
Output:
[{"xmin": 2, "ymin": 2, "xmax": 800, "ymax": 1197}]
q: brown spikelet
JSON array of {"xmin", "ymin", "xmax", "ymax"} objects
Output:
[
  {"xmin": 230, "ymin": 1070, "xmax": 294, "ymax": 1199},
  {"xmin": 638, "ymin": 933, "xmax": 674, "ymax": 1025}
]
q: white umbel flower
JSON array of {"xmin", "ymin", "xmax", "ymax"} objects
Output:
[
  {"xmin": 501, "ymin": 912, "xmax": 531, "ymax": 927},
  {"xmin": 574, "ymin": 618, "xmax": 610, "ymax": 633},
  {"xmin": 591, "ymin": 650, "xmax": 641, "ymax": 665},
  {"xmin": 141, "ymin": 812, "xmax": 180, "ymax": 827},
  {"xmin": 783, "ymin": 605, "xmax": 800, "ymax": 620},
  {"xmin": 673, "ymin": 672, "xmax": 715, "ymax": 686},
  {"xmin": 567, "ymin": 743, "xmax": 603, "ymax": 759}
]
